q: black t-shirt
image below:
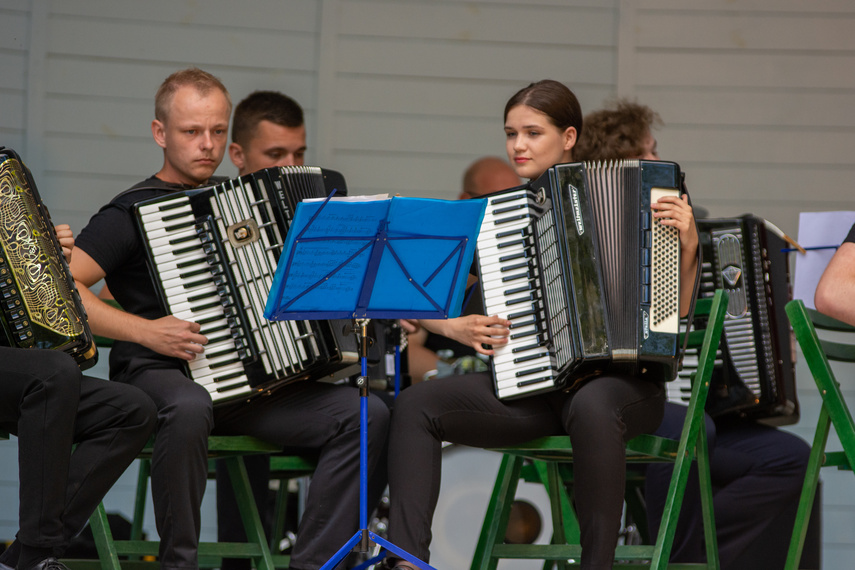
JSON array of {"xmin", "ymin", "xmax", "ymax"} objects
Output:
[{"xmin": 75, "ymin": 175, "xmax": 225, "ymax": 374}]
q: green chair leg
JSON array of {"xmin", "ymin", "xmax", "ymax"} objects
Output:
[
  {"xmin": 225, "ymin": 456, "xmax": 275, "ymax": 570},
  {"xmin": 471, "ymin": 453, "xmax": 524, "ymax": 570},
  {"xmin": 89, "ymin": 502, "xmax": 122, "ymax": 570}
]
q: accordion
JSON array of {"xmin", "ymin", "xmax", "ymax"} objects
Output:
[
  {"xmin": 476, "ymin": 160, "xmax": 684, "ymax": 400},
  {"xmin": 134, "ymin": 166, "xmax": 360, "ymax": 405},
  {"xmin": 0, "ymin": 147, "xmax": 97, "ymax": 369},
  {"xmin": 668, "ymin": 215, "xmax": 799, "ymax": 425}
]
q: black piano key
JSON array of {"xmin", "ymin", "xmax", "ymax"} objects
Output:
[
  {"xmin": 502, "ymin": 272, "xmax": 529, "ymax": 283},
  {"xmin": 493, "ymin": 214, "xmax": 530, "ymax": 226},
  {"xmin": 205, "ymin": 333, "xmax": 231, "ymax": 345},
  {"xmin": 164, "ymin": 220, "xmax": 195, "ymax": 234},
  {"xmin": 514, "ymin": 352, "xmax": 549, "ymax": 364},
  {"xmin": 501, "ymin": 261, "xmax": 529, "ymax": 273},
  {"xmin": 169, "ymin": 233, "xmax": 201, "ymax": 245},
  {"xmin": 208, "ymin": 356, "xmax": 242, "ymax": 370},
  {"xmin": 517, "ymin": 376, "xmax": 554, "ymax": 388},
  {"xmin": 492, "ymin": 203, "xmax": 526, "ymax": 216},
  {"xmin": 214, "ymin": 370, "xmax": 246, "ymax": 388},
  {"xmin": 507, "ymin": 308, "xmax": 536, "ymax": 320},
  {"xmin": 504, "ymin": 284, "xmax": 532, "ymax": 296},
  {"xmin": 497, "ymin": 238, "xmax": 527, "ymax": 250},
  {"xmin": 510, "ymin": 329, "xmax": 540, "ymax": 340},
  {"xmin": 515, "ymin": 365, "xmax": 551, "ymax": 378},
  {"xmin": 496, "ymin": 227, "xmax": 527, "ymax": 239},
  {"xmin": 509, "ymin": 319, "xmax": 537, "ymax": 330},
  {"xmin": 174, "ymin": 244, "xmax": 201, "ymax": 256},
  {"xmin": 499, "ymin": 251, "xmax": 526, "ymax": 263},
  {"xmin": 512, "ymin": 340, "xmax": 542, "ymax": 353},
  {"xmin": 180, "ymin": 267, "xmax": 213, "ymax": 280},
  {"xmin": 157, "ymin": 200, "xmax": 189, "ymax": 213},
  {"xmin": 161, "ymin": 211, "xmax": 190, "ymax": 222},
  {"xmin": 183, "ymin": 276, "xmax": 214, "ymax": 290},
  {"xmin": 187, "ymin": 292, "xmax": 217, "ymax": 304},
  {"xmin": 489, "ymin": 194, "xmax": 523, "ymax": 206},
  {"xmin": 196, "ymin": 314, "xmax": 223, "ymax": 326},
  {"xmin": 505, "ymin": 292, "xmax": 534, "ymax": 306},
  {"xmin": 206, "ymin": 346, "xmax": 238, "ymax": 360}
]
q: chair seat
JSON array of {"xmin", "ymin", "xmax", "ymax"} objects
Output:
[{"xmin": 489, "ymin": 433, "xmax": 680, "ymax": 463}]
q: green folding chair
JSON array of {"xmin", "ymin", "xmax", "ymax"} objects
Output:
[
  {"xmin": 471, "ymin": 289, "xmax": 729, "ymax": 570},
  {"xmin": 784, "ymin": 299, "xmax": 855, "ymax": 569}
]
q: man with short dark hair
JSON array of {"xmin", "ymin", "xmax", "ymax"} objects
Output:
[{"xmin": 229, "ymin": 90, "xmax": 307, "ymax": 172}]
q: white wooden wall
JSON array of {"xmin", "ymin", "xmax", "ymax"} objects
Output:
[{"xmin": 2, "ymin": 0, "xmax": 854, "ymax": 565}]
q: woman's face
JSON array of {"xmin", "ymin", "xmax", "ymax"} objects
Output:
[{"xmin": 505, "ymin": 104, "xmax": 576, "ymax": 180}]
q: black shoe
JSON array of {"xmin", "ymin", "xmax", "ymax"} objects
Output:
[{"xmin": 23, "ymin": 558, "xmax": 70, "ymax": 570}]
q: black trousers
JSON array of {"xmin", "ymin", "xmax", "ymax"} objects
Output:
[
  {"xmin": 644, "ymin": 402, "xmax": 810, "ymax": 569},
  {"xmin": 0, "ymin": 347, "xmax": 156, "ymax": 554},
  {"xmin": 116, "ymin": 355, "xmax": 390, "ymax": 570},
  {"xmin": 215, "ymin": 389, "xmax": 393, "ymax": 570},
  {"xmin": 387, "ymin": 372, "xmax": 665, "ymax": 570}
]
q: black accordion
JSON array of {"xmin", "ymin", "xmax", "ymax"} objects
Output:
[
  {"xmin": 476, "ymin": 160, "xmax": 684, "ymax": 400},
  {"xmin": 0, "ymin": 147, "xmax": 97, "ymax": 369},
  {"xmin": 669, "ymin": 215, "xmax": 798, "ymax": 424},
  {"xmin": 134, "ymin": 166, "xmax": 360, "ymax": 405}
]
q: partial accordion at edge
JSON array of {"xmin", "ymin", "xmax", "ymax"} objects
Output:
[
  {"xmin": 133, "ymin": 167, "xmax": 360, "ymax": 405},
  {"xmin": 668, "ymin": 214, "xmax": 799, "ymax": 425},
  {"xmin": 476, "ymin": 160, "xmax": 684, "ymax": 400},
  {"xmin": 0, "ymin": 147, "xmax": 98, "ymax": 369}
]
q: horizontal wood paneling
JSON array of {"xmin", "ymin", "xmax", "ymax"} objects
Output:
[
  {"xmin": 636, "ymin": 13, "xmax": 855, "ymax": 51},
  {"xmin": 640, "ymin": 0, "xmax": 855, "ymax": 13},
  {"xmin": 0, "ymin": 9, "xmax": 28, "ymax": 50},
  {"xmin": 636, "ymin": 52, "xmax": 855, "ymax": 89},
  {"xmin": 336, "ymin": 36, "xmax": 614, "ymax": 84},
  {"xmin": 338, "ymin": 1, "xmax": 615, "ymax": 46},
  {"xmin": 46, "ymin": 18, "xmax": 318, "ymax": 71},
  {"xmin": 51, "ymin": 0, "xmax": 319, "ymax": 31}
]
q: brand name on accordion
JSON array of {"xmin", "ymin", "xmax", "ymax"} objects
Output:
[
  {"xmin": 642, "ymin": 309, "xmax": 650, "ymax": 340},
  {"xmin": 568, "ymin": 183, "xmax": 584, "ymax": 235}
]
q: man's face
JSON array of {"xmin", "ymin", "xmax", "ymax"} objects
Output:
[
  {"xmin": 229, "ymin": 120, "xmax": 307, "ymax": 176},
  {"xmin": 152, "ymin": 85, "xmax": 230, "ymax": 186}
]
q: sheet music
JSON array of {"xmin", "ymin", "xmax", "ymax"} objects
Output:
[
  {"xmin": 793, "ymin": 211, "xmax": 855, "ymax": 309},
  {"xmin": 264, "ymin": 196, "xmax": 486, "ymax": 320}
]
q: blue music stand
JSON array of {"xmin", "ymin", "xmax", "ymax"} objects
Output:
[{"xmin": 264, "ymin": 193, "xmax": 486, "ymax": 570}]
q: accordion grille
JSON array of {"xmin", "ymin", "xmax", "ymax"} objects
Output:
[{"xmin": 0, "ymin": 158, "xmax": 85, "ymax": 337}]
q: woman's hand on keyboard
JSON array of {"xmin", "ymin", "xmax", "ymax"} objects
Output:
[{"xmin": 433, "ymin": 314, "xmax": 511, "ymax": 355}]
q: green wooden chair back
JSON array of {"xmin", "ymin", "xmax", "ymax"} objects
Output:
[
  {"xmin": 470, "ymin": 289, "xmax": 729, "ymax": 570},
  {"xmin": 784, "ymin": 299, "xmax": 855, "ymax": 569}
]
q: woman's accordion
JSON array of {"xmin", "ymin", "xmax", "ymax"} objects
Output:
[
  {"xmin": 0, "ymin": 147, "xmax": 97, "ymax": 369},
  {"xmin": 476, "ymin": 160, "xmax": 684, "ymax": 400}
]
